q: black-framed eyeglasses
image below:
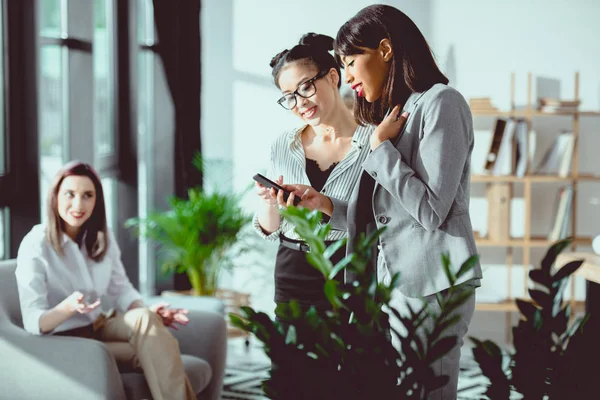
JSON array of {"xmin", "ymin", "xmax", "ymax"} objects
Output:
[{"xmin": 276, "ymin": 70, "xmax": 329, "ymax": 110}]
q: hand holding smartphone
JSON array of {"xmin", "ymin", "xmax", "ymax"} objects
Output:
[{"xmin": 253, "ymin": 173, "xmax": 301, "ymax": 206}]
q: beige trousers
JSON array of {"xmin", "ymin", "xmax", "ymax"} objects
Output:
[{"xmin": 60, "ymin": 308, "xmax": 196, "ymax": 400}]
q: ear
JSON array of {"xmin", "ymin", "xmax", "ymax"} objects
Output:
[
  {"xmin": 328, "ymin": 68, "xmax": 340, "ymax": 87},
  {"xmin": 378, "ymin": 38, "xmax": 393, "ymax": 62}
]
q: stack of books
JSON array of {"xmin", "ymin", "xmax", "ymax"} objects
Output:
[
  {"xmin": 469, "ymin": 97, "xmax": 499, "ymax": 113},
  {"xmin": 538, "ymin": 98, "xmax": 580, "ymax": 113}
]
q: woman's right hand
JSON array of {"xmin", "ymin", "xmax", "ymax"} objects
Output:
[
  {"xmin": 255, "ymin": 175, "xmax": 283, "ymax": 207},
  {"xmin": 62, "ymin": 291, "xmax": 101, "ymax": 314},
  {"xmin": 282, "ymin": 184, "xmax": 333, "ymax": 215}
]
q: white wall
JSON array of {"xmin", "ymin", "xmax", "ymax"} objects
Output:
[
  {"xmin": 430, "ymin": 0, "xmax": 600, "ymax": 301},
  {"xmin": 202, "ymin": 0, "xmax": 600, "ymax": 312}
]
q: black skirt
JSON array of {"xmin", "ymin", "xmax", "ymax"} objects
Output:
[{"xmin": 274, "ymin": 238, "xmax": 345, "ymax": 309}]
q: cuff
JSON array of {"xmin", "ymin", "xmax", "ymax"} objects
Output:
[
  {"xmin": 252, "ymin": 213, "xmax": 281, "ymax": 242},
  {"xmin": 329, "ymin": 197, "xmax": 348, "ymax": 231},
  {"xmin": 24, "ymin": 309, "xmax": 47, "ymax": 335}
]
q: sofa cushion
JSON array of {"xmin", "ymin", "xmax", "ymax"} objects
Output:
[{"xmin": 120, "ymin": 355, "xmax": 212, "ymax": 399}]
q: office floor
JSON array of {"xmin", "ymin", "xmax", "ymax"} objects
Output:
[{"xmin": 221, "ymin": 310, "xmax": 518, "ymax": 400}]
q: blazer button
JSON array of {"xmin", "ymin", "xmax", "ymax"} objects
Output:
[
  {"xmin": 371, "ymin": 171, "xmax": 377, "ymax": 178},
  {"xmin": 378, "ymin": 215, "xmax": 388, "ymax": 224}
]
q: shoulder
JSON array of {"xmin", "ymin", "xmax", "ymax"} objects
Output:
[
  {"xmin": 272, "ymin": 126, "xmax": 304, "ymax": 149},
  {"xmin": 421, "ymin": 84, "xmax": 469, "ymax": 111},
  {"xmin": 17, "ymin": 224, "xmax": 49, "ymax": 258}
]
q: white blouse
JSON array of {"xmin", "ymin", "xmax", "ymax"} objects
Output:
[
  {"xmin": 15, "ymin": 224, "xmax": 142, "ymax": 335},
  {"xmin": 252, "ymin": 123, "xmax": 374, "ymax": 241}
]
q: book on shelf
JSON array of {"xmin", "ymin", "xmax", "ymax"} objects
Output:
[
  {"xmin": 534, "ymin": 131, "xmax": 574, "ymax": 177},
  {"xmin": 482, "ymin": 118, "xmax": 536, "ymax": 176},
  {"xmin": 538, "ymin": 97, "xmax": 580, "ymax": 113},
  {"xmin": 547, "ymin": 185, "xmax": 573, "ymax": 241}
]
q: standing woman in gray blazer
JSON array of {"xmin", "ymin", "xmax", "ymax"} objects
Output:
[{"xmin": 283, "ymin": 5, "xmax": 483, "ymax": 399}]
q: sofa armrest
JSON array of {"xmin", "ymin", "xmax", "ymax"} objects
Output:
[
  {"xmin": 0, "ymin": 324, "xmax": 126, "ymax": 400},
  {"xmin": 171, "ymin": 309, "xmax": 227, "ymax": 400}
]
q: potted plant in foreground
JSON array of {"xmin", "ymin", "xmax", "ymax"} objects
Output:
[
  {"xmin": 127, "ymin": 155, "xmax": 251, "ymax": 296},
  {"xmin": 231, "ymin": 206, "xmax": 478, "ymax": 399}
]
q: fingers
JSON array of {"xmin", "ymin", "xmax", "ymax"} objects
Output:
[
  {"xmin": 396, "ymin": 110, "xmax": 409, "ymax": 123},
  {"xmin": 300, "ymin": 188, "xmax": 310, "ymax": 200}
]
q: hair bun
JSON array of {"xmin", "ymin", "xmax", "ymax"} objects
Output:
[
  {"xmin": 269, "ymin": 49, "xmax": 289, "ymax": 68},
  {"xmin": 299, "ymin": 33, "xmax": 334, "ymax": 53}
]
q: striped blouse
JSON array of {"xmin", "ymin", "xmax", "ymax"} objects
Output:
[{"xmin": 252, "ymin": 123, "xmax": 374, "ymax": 241}]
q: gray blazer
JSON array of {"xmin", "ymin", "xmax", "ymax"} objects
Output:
[{"xmin": 330, "ymin": 84, "xmax": 482, "ymax": 298}]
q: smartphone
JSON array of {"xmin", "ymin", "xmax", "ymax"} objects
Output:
[{"xmin": 253, "ymin": 173, "xmax": 301, "ymax": 206}]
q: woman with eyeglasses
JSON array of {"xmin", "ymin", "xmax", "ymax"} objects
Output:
[
  {"xmin": 282, "ymin": 6, "xmax": 483, "ymax": 398},
  {"xmin": 252, "ymin": 33, "xmax": 372, "ymax": 323}
]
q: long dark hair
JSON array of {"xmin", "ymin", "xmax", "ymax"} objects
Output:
[
  {"xmin": 270, "ymin": 33, "xmax": 341, "ymax": 89},
  {"xmin": 334, "ymin": 4, "xmax": 448, "ymax": 125},
  {"xmin": 47, "ymin": 161, "xmax": 108, "ymax": 262}
]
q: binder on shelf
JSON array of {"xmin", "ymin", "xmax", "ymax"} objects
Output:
[
  {"xmin": 548, "ymin": 185, "xmax": 573, "ymax": 241},
  {"xmin": 514, "ymin": 120, "xmax": 536, "ymax": 177},
  {"xmin": 535, "ymin": 131, "xmax": 574, "ymax": 176},
  {"xmin": 492, "ymin": 118, "xmax": 517, "ymax": 176},
  {"xmin": 483, "ymin": 118, "xmax": 507, "ymax": 173}
]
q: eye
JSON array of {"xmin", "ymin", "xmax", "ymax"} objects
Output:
[
  {"xmin": 298, "ymin": 82, "xmax": 312, "ymax": 93},
  {"xmin": 64, "ymin": 191, "xmax": 74, "ymax": 198},
  {"xmin": 347, "ymin": 60, "xmax": 355, "ymax": 67},
  {"xmin": 83, "ymin": 193, "xmax": 95, "ymax": 199}
]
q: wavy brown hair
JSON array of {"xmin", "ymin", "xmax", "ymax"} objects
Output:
[
  {"xmin": 334, "ymin": 4, "xmax": 448, "ymax": 125},
  {"xmin": 46, "ymin": 161, "xmax": 108, "ymax": 262}
]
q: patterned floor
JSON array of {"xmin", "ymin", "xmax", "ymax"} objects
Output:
[{"xmin": 222, "ymin": 338, "xmax": 487, "ymax": 400}]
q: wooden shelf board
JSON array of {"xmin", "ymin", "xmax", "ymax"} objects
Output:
[
  {"xmin": 471, "ymin": 174, "xmax": 600, "ymax": 183},
  {"xmin": 476, "ymin": 300, "xmax": 518, "ymax": 312},
  {"xmin": 472, "ymin": 110, "xmax": 600, "ymax": 117},
  {"xmin": 475, "ymin": 236, "xmax": 592, "ymax": 247},
  {"xmin": 476, "ymin": 299, "xmax": 585, "ymax": 312}
]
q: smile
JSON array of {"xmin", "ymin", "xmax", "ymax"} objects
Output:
[{"xmin": 301, "ymin": 106, "xmax": 317, "ymax": 118}]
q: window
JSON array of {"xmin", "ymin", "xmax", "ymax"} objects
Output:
[
  {"xmin": 0, "ymin": 3, "xmax": 5, "ymax": 178},
  {"xmin": 39, "ymin": 0, "xmax": 66, "ymax": 221},
  {"xmin": 94, "ymin": 0, "xmax": 114, "ymax": 156},
  {"xmin": 101, "ymin": 176, "xmax": 117, "ymax": 235},
  {"xmin": 137, "ymin": 0, "xmax": 156, "ymax": 295},
  {"xmin": 0, "ymin": 209, "xmax": 7, "ymax": 260}
]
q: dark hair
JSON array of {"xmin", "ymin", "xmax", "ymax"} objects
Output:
[
  {"xmin": 334, "ymin": 5, "xmax": 448, "ymax": 125},
  {"xmin": 270, "ymin": 33, "xmax": 341, "ymax": 89},
  {"xmin": 47, "ymin": 161, "xmax": 108, "ymax": 262}
]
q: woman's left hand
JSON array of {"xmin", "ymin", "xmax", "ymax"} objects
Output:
[
  {"xmin": 370, "ymin": 105, "xmax": 409, "ymax": 150},
  {"xmin": 149, "ymin": 302, "xmax": 190, "ymax": 330}
]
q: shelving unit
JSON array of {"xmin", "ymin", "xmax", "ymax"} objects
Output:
[{"xmin": 471, "ymin": 72, "xmax": 599, "ymax": 340}]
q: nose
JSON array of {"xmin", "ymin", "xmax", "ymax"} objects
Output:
[
  {"xmin": 72, "ymin": 196, "xmax": 82, "ymax": 209},
  {"xmin": 344, "ymin": 71, "xmax": 353, "ymax": 85},
  {"xmin": 296, "ymin": 95, "xmax": 309, "ymax": 108}
]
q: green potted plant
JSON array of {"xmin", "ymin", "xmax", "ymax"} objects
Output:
[
  {"xmin": 468, "ymin": 238, "xmax": 595, "ymax": 399},
  {"xmin": 231, "ymin": 206, "xmax": 478, "ymax": 399},
  {"xmin": 127, "ymin": 156, "xmax": 251, "ymax": 296}
]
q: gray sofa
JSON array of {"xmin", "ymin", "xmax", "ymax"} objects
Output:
[{"xmin": 0, "ymin": 259, "xmax": 227, "ymax": 400}]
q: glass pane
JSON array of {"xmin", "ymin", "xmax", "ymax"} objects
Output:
[
  {"xmin": 94, "ymin": 0, "xmax": 114, "ymax": 155},
  {"xmin": 0, "ymin": 8, "xmax": 5, "ymax": 176},
  {"xmin": 137, "ymin": 0, "xmax": 155, "ymax": 44},
  {"xmin": 39, "ymin": 46, "xmax": 65, "ymax": 222},
  {"xmin": 0, "ymin": 209, "xmax": 7, "ymax": 260},
  {"xmin": 101, "ymin": 177, "xmax": 117, "ymax": 235},
  {"xmin": 40, "ymin": 0, "xmax": 62, "ymax": 37}
]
